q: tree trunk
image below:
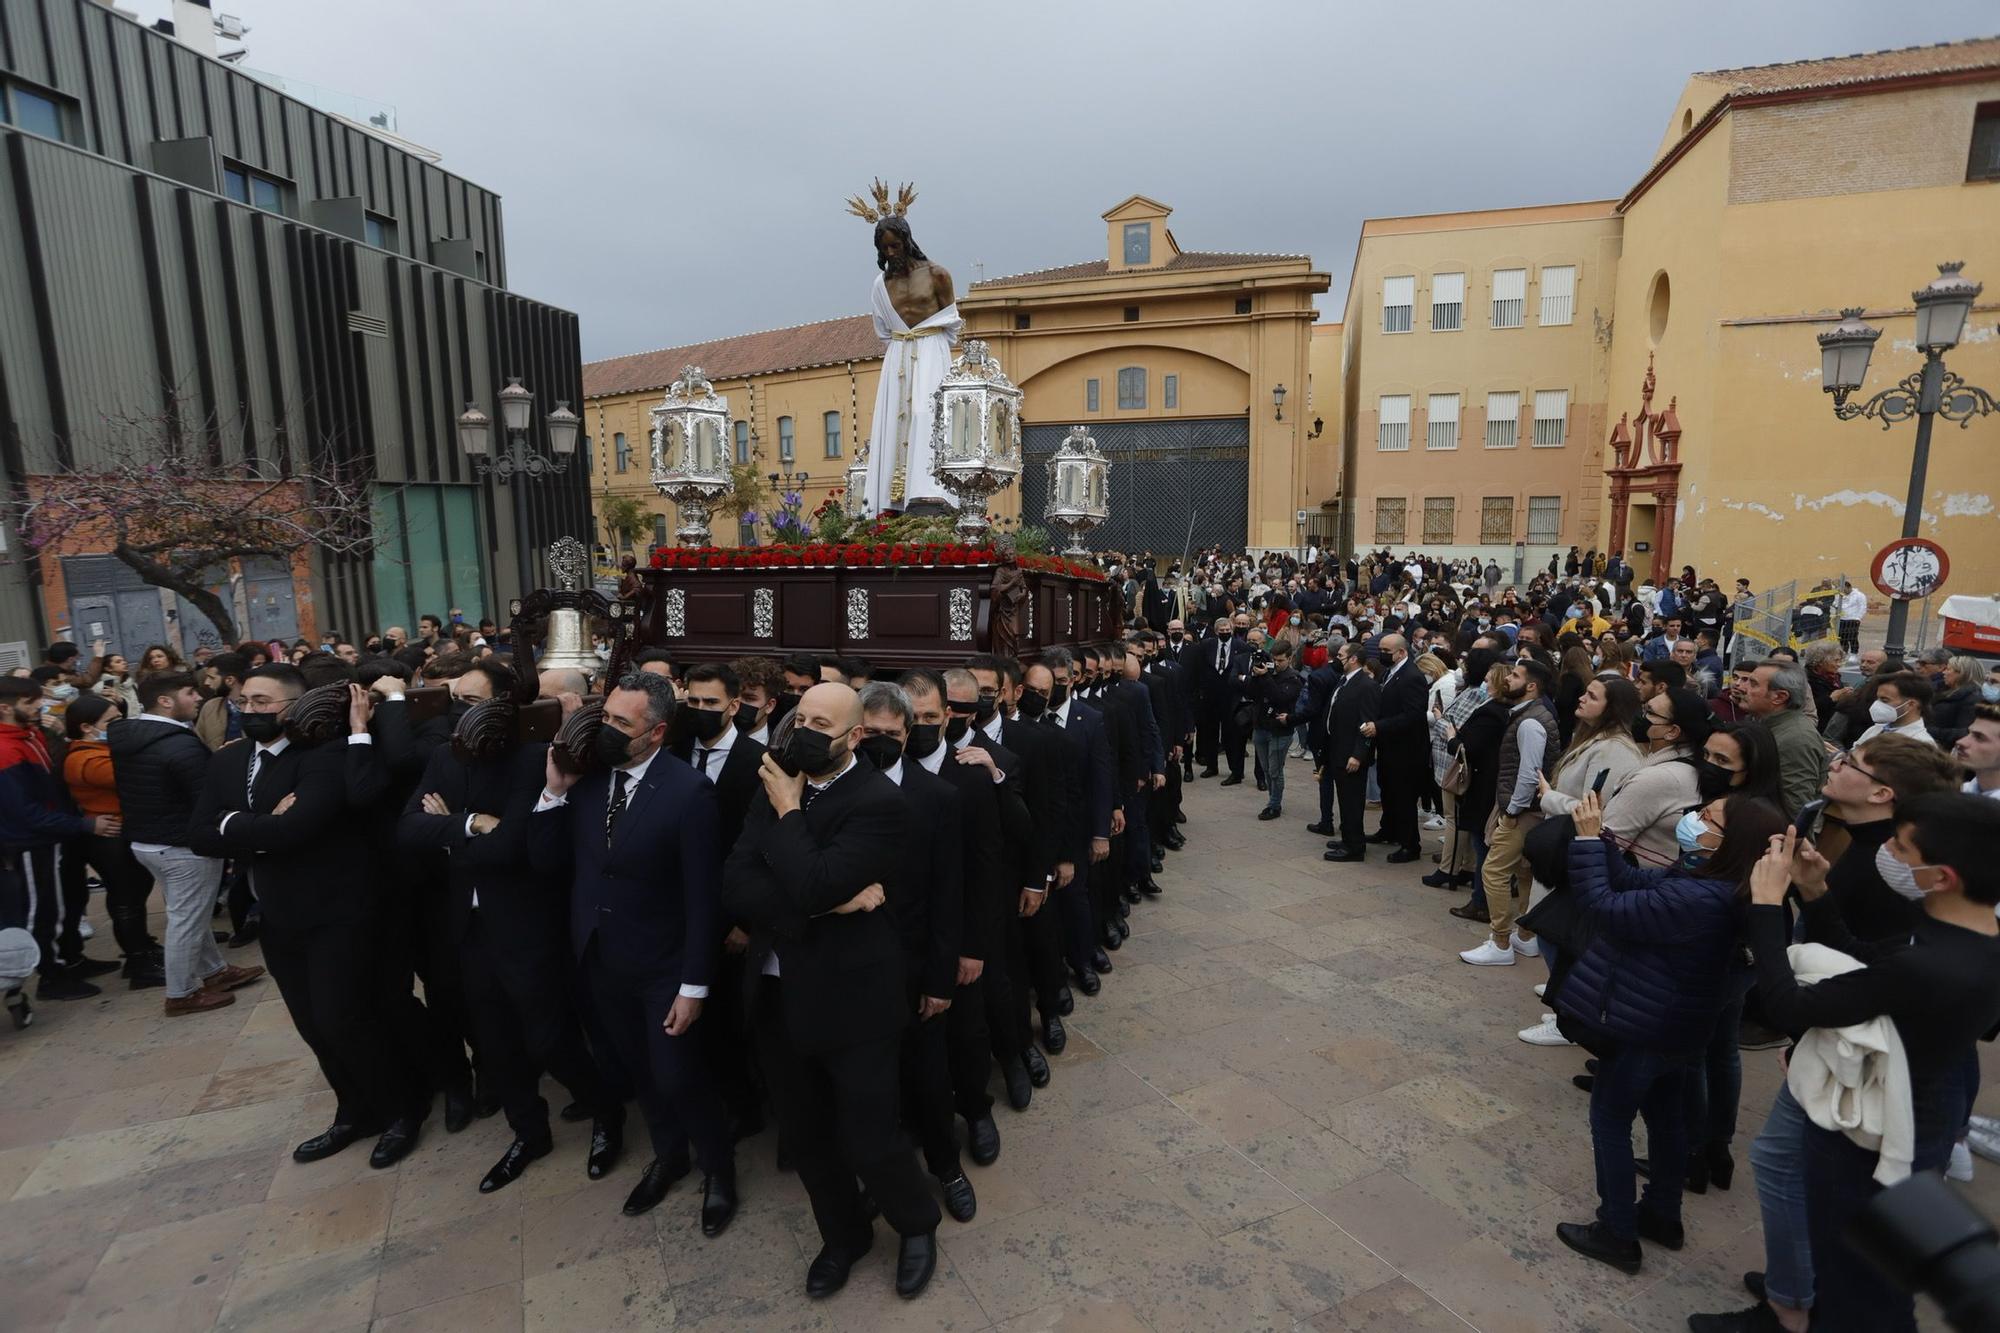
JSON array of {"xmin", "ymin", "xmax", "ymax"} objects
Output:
[{"xmin": 112, "ymin": 543, "xmax": 240, "ymax": 644}]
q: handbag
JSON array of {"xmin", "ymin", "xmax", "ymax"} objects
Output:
[{"xmin": 1439, "ymin": 752, "xmax": 1469, "ymax": 796}]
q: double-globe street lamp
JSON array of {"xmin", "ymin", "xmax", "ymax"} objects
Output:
[{"xmin": 1816, "ymin": 262, "xmax": 1996, "ymax": 659}]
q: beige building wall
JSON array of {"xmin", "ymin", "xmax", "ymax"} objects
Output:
[
  {"xmin": 1304, "ymin": 322, "xmax": 1344, "ymax": 540},
  {"xmin": 1337, "ymin": 203, "xmax": 1621, "ymax": 567},
  {"xmin": 1609, "ymin": 70, "xmax": 2000, "ymax": 594}
]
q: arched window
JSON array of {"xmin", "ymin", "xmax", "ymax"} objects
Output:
[{"xmin": 1116, "ymin": 367, "xmax": 1146, "ymax": 410}]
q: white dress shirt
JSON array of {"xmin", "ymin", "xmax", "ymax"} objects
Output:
[{"xmin": 689, "ymin": 721, "xmax": 736, "ymax": 783}]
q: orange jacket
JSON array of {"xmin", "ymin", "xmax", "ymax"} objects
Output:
[{"xmin": 62, "ymin": 739, "xmax": 121, "ymax": 818}]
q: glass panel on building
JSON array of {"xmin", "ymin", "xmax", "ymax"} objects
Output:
[
  {"xmin": 1116, "ymin": 367, "xmax": 1146, "ymax": 410},
  {"xmin": 778, "ymin": 416, "xmax": 794, "ymax": 461},
  {"xmin": 614, "ymin": 432, "xmax": 629, "ymax": 472},
  {"xmin": 1374, "ymin": 497, "xmax": 1406, "ymax": 544},
  {"xmin": 653, "ymin": 515, "xmax": 668, "ymax": 548},
  {"xmin": 10, "ymin": 86, "xmax": 65, "ymax": 141},
  {"xmin": 222, "ymin": 167, "xmax": 250, "ymax": 203},
  {"xmin": 823, "ymin": 410, "xmax": 841, "ymax": 458},
  {"xmin": 734, "ymin": 420, "xmax": 750, "ymax": 464},
  {"xmin": 1163, "ymin": 374, "xmax": 1178, "ymax": 409},
  {"xmin": 250, "ymin": 174, "xmax": 283, "ymax": 213},
  {"xmin": 1085, "ymin": 378, "xmax": 1100, "ymax": 412},
  {"xmin": 1123, "ymin": 222, "xmax": 1151, "ymax": 264}
]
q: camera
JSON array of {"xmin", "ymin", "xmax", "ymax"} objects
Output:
[{"xmin": 1851, "ymin": 1172, "xmax": 2000, "ymax": 1332}]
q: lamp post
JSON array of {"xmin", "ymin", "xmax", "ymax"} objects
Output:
[
  {"xmin": 650, "ymin": 365, "xmax": 734, "ymax": 546},
  {"xmin": 456, "ymin": 377, "xmax": 577, "ymax": 480},
  {"xmin": 1272, "ymin": 384, "xmax": 1287, "ymax": 421},
  {"xmin": 1817, "ymin": 261, "xmax": 1996, "ymax": 659}
]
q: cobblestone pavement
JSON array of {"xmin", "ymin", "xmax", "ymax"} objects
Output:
[{"xmin": 3, "ymin": 774, "xmax": 1986, "ymax": 1330}]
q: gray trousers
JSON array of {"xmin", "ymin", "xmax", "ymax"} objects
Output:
[{"xmin": 134, "ymin": 845, "xmax": 224, "ymax": 998}]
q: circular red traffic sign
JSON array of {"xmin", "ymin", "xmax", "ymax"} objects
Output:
[{"xmin": 1871, "ymin": 538, "xmax": 1949, "ymax": 602}]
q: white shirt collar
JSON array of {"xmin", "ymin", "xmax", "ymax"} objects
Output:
[
  {"xmin": 254, "ymin": 735, "xmax": 291, "ymax": 758},
  {"xmin": 137, "ymin": 712, "xmax": 192, "ymax": 730},
  {"xmin": 746, "ymin": 722, "xmax": 769, "ymax": 748},
  {"xmin": 882, "ymin": 757, "xmax": 905, "ymax": 787},
  {"xmin": 980, "ymin": 712, "xmax": 1004, "ymax": 743},
  {"xmin": 1054, "ymin": 698, "xmax": 1074, "ymax": 727},
  {"xmin": 615, "ymin": 744, "xmax": 660, "ymax": 785},
  {"xmin": 915, "ymin": 742, "xmax": 947, "ymax": 774},
  {"xmin": 807, "ymin": 753, "xmax": 857, "ymax": 793}
]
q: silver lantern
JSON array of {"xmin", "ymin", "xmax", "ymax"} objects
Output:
[
  {"xmin": 845, "ymin": 442, "xmax": 872, "ymax": 519},
  {"xmin": 650, "ymin": 365, "xmax": 734, "ymax": 546},
  {"xmin": 1043, "ymin": 423, "xmax": 1111, "ymax": 555},
  {"xmin": 930, "ymin": 340, "xmax": 1023, "ymax": 541}
]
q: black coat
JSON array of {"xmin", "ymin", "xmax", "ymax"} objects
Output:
[
  {"xmin": 1452, "ymin": 698, "xmax": 1511, "ymax": 830},
  {"xmin": 923, "ymin": 746, "xmax": 1008, "ymax": 965},
  {"xmin": 885, "ymin": 760, "xmax": 963, "ymax": 999},
  {"xmin": 1001, "ymin": 713, "xmax": 1072, "ymax": 881},
  {"xmin": 107, "ymin": 715, "xmax": 212, "ymax": 845},
  {"xmin": 1314, "ymin": 670, "xmax": 1379, "ymax": 770},
  {"xmin": 722, "ymin": 762, "xmax": 908, "ymax": 1053},
  {"xmin": 397, "ymin": 740, "xmax": 558, "ymax": 959},
  {"xmin": 671, "ymin": 726, "xmax": 767, "ymax": 859},
  {"xmin": 1372, "ymin": 659, "xmax": 1431, "ymax": 772}
]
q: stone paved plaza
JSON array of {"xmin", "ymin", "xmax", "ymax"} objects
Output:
[{"xmin": 3, "ymin": 774, "xmax": 1989, "ymax": 1331}]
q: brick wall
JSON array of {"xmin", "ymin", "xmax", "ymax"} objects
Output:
[{"xmin": 1729, "ymin": 80, "xmax": 2000, "ymax": 204}]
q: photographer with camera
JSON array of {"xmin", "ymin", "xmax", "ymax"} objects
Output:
[{"xmin": 1246, "ymin": 642, "xmax": 1302, "ymax": 822}]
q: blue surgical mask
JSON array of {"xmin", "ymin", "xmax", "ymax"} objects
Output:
[
  {"xmin": 1983, "ymin": 683, "xmax": 2000, "ymax": 704},
  {"xmin": 1673, "ymin": 809, "xmax": 1711, "ymax": 854}
]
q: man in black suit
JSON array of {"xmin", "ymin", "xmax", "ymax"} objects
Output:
[
  {"xmin": 723, "ymin": 682, "xmax": 943, "ymax": 1301},
  {"xmin": 1106, "ymin": 642, "xmax": 1167, "ymax": 899},
  {"xmin": 855, "ymin": 681, "xmax": 978, "ymax": 1225},
  {"xmin": 529, "ymin": 671, "xmax": 736, "ymax": 1233},
  {"xmin": 668, "ymin": 662, "xmax": 769, "ymax": 1141},
  {"xmin": 1168, "ymin": 618, "xmax": 1202, "ymax": 782},
  {"xmin": 189, "ymin": 666, "xmax": 423, "ymax": 1167},
  {"xmin": 399, "ymin": 682, "xmax": 619, "ymax": 1194},
  {"xmin": 1035, "ymin": 651, "xmax": 1114, "ymax": 991},
  {"xmin": 1364, "ymin": 633, "xmax": 1430, "ymax": 862},
  {"xmin": 1295, "ymin": 646, "xmax": 1346, "ymax": 836},
  {"xmin": 1132, "ymin": 632, "xmax": 1185, "ymax": 869},
  {"xmin": 1218, "ymin": 613, "xmax": 1257, "ymax": 785},
  {"xmin": 1316, "ymin": 642, "xmax": 1381, "ymax": 863},
  {"xmin": 1192, "ymin": 614, "xmax": 1238, "ymax": 777}
]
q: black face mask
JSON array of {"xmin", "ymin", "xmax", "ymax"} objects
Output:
[
  {"xmin": 905, "ymin": 721, "xmax": 944, "ymax": 758},
  {"xmin": 1630, "ymin": 713, "xmax": 1655, "ymax": 747},
  {"xmin": 1049, "ymin": 684, "xmax": 1069, "ymax": 709},
  {"xmin": 241, "ymin": 711, "xmax": 285, "ymax": 743},
  {"xmin": 1697, "ymin": 759, "xmax": 1737, "ymax": 802},
  {"xmin": 783, "ymin": 725, "xmax": 840, "ymax": 778},
  {"xmin": 684, "ymin": 707, "xmax": 728, "ymax": 742},
  {"xmin": 593, "ymin": 723, "xmax": 637, "ymax": 768},
  {"xmin": 1168, "ymin": 632, "xmax": 1184, "ymax": 644},
  {"xmin": 945, "ymin": 716, "xmax": 971, "ymax": 745},
  {"xmin": 857, "ymin": 734, "xmax": 904, "ymax": 770},
  {"xmin": 1017, "ymin": 689, "xmax": 1048, "ymax": 720},
  {"xmin": 974, "ymin": 694, "xmax": 998, "ymax": 724}
]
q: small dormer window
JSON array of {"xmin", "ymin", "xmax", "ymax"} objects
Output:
[{"xmin": 1123, "ymin": 222, "xmax": 1151, "ymax": 265}]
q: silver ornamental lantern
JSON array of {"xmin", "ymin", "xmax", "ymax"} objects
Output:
[
  {"xmin": 650, "ymin": 365, "xmax": 734, "ymax": 546},
  {"xmin": 845, "ymin": 442, "xmax": 872, "ymax": 519},
  {"xmin": 536, "ymin": 537, "xmax": 602, "ymax": 672},
  {"xmin": 930, "ymin": 340, "xmax": 1023, "ymax": 541},
  {"xmin": 1043, "ymin": 423, "xmax": 1111, "ymax": 555}
]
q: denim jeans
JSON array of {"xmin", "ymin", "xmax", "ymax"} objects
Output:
[
  {"xmin": 1468, "ymin": 828, "xmax": 1490, "ymax": 914},
  {"xmin": 1748, "ymin": 1081, "xmax": 1814, "ymax": 1311},
  {"xmin": 1589, "ymin": 1045, "xmax": 1691, "ymax": 1241},
  {"xmin": 1687, "ymin": 986, "xmax": 1749, "ymax": 1157},
  {"xmin": 1804, "ymin": 1122, "xmax": 1953, "ymax": 1331},
  {"xmin": 1252, "ymin": 730, "xmax": 1288, "ymax": 811}
]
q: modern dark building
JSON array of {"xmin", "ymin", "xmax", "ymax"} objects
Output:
[{"xmin": 0, "ymin": 0, "xmax": 589, "ymax": 661}]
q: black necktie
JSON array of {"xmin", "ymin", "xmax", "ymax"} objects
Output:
[
  {"xmin": 605, "ymin": 770, "xmax": 630, "ymax": 847},
  {"xmin": 695, "ymin": 747, "xmax": 715, "ymax": 780},
  {"xmin": 1215, "ymin": 641, "xmax": 1227, "ymax": 673}
]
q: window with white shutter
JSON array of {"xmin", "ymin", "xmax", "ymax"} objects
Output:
[
  {"xmin": 1533, "ymin": 390, "xmax": 1569, "ymax": 447},
  {"xmin": 1377, "ymin": 395, "xmax": 1410, "ymax": 451},
  {"xmin": 1431, "ymin": 273, "xmax": 1464, "ymax": 331},
  {"xmin": 1425, "ymin": 393, "xmax": 1459, "ymax": 451},
  {"xmin": 1540, "ymin": 265, "xmax": 1576, "ymax": 326},
  {"xmin": 1383, "ymin": 276, "xmax": 1414, "ymax": 334},
  {"xmin": 1485, "ymin": 391, "xmax": 1519, "ymax": 448},
  {"xmin": 1491, "ymin": 268, "xmax": 1525, "ymax": 328}
]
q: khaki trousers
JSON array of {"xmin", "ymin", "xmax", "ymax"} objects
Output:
[{"xmin": 1480, "ymin": 811, "xmax": 1538, "ymax": 939}]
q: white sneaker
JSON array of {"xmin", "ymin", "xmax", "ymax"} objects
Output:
[
  {"xmin": 1949, "ymin": 1140, "xmax": 1976, "ymax": 1181},
  {"xmin": 1459, "ymin": 940, "xmax": 1517, "ymax": 967},
  {"xmin": 1423, "ymin": 814, "xmax": 1447, "ymax": 830},
  {"xmin": 1533, "ymin": 983, "xmax": 1547, "ymax": 999},
  {"xmin": 1518, "ymin": 1015, "xmax": 1573, "ymax": 1046},
  {"xmin": 1512, "ymin": 936, "xmax": 1541, "ymax": 959},
  {"xmin": 77, "ymin": 919, "xmax": 94, "ymax": 940},
  {"xmin": 1969, "ymin": 1128, "xmax": 2000, "ymax": 1164},
  {"xmin": 1973, "ymin": 1114, "xmax": 2000, "ymax": 1136}
]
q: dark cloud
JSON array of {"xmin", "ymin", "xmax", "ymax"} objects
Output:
[{"xmin": 137, "ymin": 1, "xmax": 1996, "ymax": 359}]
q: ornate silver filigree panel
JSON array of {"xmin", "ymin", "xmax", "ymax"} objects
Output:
[
  {"xmin": 948, "ymin": 587, "xmax": 973, "ymax": 641},
  {"xmin": 662, "ymin": 588, "xmax": 687, "ymax": 638},
  {"xmin": 1025, "ymin": 596, "xmax": 1034, "ymax": 640},
  {"xmin": 845, "ymin": 587, "xmax": 870, "ymax": 640},
  {"xmin": 752, "ymin": 587, "xmax": 775, "ymax": 638},
  {"xmin": 548, "ymin": 536, "xmax": 587, "ymax": 591}
]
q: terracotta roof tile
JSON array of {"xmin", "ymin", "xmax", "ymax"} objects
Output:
[
  {"xmin": 584, "ymin": 314, "xmax": 879, "ymax": 400},
  {"xmin": 1696, "ymin": 35, "xmax": 2000, "ymax": 97},
  {"xmin": 970, "ymin": 250, "xmax": 1310, "ymax": 290}
]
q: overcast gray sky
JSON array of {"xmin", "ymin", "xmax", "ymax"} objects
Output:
[{"xmin": 136, "ymin": 1, "xmax": 1995, "ymax": 361}]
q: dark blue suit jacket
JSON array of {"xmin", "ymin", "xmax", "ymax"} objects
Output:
[
  {"xmin": 1061, "ymin": 702, "xmax": 1115, "ymax": 845},
  {"xmin": 529, "ymin": 749, "xmax": 722, "ymax": 986}
]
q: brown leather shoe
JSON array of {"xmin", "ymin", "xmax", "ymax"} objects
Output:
[
  {"xmin": 201, "ymin": 963, "xmax": 266, "ymax": 992},
  {"xmin": 165, "ymin": 988, "xmax": 237, "ymax": 1017}
]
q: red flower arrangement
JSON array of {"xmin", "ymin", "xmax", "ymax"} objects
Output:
[{"xmin": 649, "ymin": 543, "xmax": 1106, "ymax": 581}]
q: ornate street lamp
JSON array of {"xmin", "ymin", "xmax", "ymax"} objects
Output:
[
  {"xmin": 1817, "ymin": 262, "xmax": 1996, "ymax": 658},
  {"xmin": 650, "ymin": 365, "xmax": 735, "ymax": 546},
  {"xmin": 1043, "ymin": 424, "xmax": 1111, "ymax": 555},
  {"xmin": 1272, "ymin": 383, "xmax": 1287, "ymax": 421},
  {"xmin": 931, "ymin": 339, "xmax": 1023, "ymax": 541},
  {"xmin": 456, "ymin": 376, "xmax": 576, "ymax": 480}
]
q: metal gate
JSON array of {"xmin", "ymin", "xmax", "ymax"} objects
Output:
[{"xmin": 1021, "ymin": 417, "xmax": 1248, "ymax": 557}]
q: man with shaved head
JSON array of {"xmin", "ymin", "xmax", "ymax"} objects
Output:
[
  {"xmin": 1360, "ymin": 632, "xmax": 1429, "ymax": 862},
  {"xmin": 723, "ymin": 681, "xmax": 943, "ymax": 1300}
]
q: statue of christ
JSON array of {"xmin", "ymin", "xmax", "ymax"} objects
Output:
[{"xmin": 851, "ymin": 184, "xmax": 960, "ymax": 516}]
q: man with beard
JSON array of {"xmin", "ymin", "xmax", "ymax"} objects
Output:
[
  {"xmin": 723, "ymin": 682, "xmax": 942, "ymax": 1300},
  {"xmin": 399, "ymin": 678, "xmax": 618, "ymax": 1194},
  {"xmin": 899, "ymin": 669, "xmax": 1005, "ymax": 1167},
  {"xmin": 855, "ymin": 681, "xmax": 976, "ymax": 1224},
  {"xmin": 861, "ymin": 206, "xmax": 960, "ymax": 515},
  {"xmin": 530, "ymin": 672, "xmax": 736, "ymax": 1232}
]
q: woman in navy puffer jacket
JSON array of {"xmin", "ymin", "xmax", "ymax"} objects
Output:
[{"xmin": 1551, "ymin": 788, "xmax": 1789, "ymax": 1276}]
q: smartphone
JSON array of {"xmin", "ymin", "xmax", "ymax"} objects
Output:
[
  {"xmin": 1590, "ymin": 767, "xmax": 1612, "ymax": 795},
  {"xmin": 1792, "ymin": 797, "xmax": 1828, "ymax": 842}
]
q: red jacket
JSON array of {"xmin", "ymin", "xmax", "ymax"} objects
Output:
[{"xmin": 0, "ymin": 721, "xmax": 91, "ymax": 850}]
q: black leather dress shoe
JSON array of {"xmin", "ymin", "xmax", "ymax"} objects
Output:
[
  {"xmin": 1056, "ymin": 986, "xmax": 1074, "ymax": 1016},
  {"xmin": 1386, "ymin": 848, "xmax": 1421, "ymax": 864},
  {"xmin": 588, "ymin": 1117, "xmax": 623, "ymax": 1179},
  {"xmin": 1121, "ymin": 886, "xmax": 1142, "ymax": 905},
  {"xmin": 1635, "ymin": 1207, "xmax": 1685, "ymax": 1250},
  {"xmin": 369, "ymin": 1117, "xmax": 423, "ymax": 1169},
  {"xmin": 1366, "ymin": 830, "xmax": 1393, "ymax": 844},
  {"xmin": 1089, "ymin": 947, "xmax": 1112, "ymax": 973},
  {"xmin": 1100, "ymin": 925, "xmax": 1122, "ymax": 952},
  {"xmin": 293, "ymin": 1122, "xmax": 371, "ymax": 1163},
  {"xmin": 558, "ymin": 1100, "xmax": 591, "ymax": 1123},
  {"xmin": 700, "ymin": 1170, "xmax": 738, "ymax": 1237},
  {"xmin": 70, "ymin": 956, "xmax": 122, "ymax": 979},
  {"xmin": 805, "ymin": 1237, "xmax": 871, "ymax": 1298},
  {"xmin": 1556, "ymin": 1220, "xmax": 1641, "ymax": 1274},
  {"xmin": 1162, "ymin": 829, "xmax": 1186, "ymax": 849},
  {"xmin": 967, "ymin": 1114, "xmax": 1000, "ymax": 1165},
  {"xmin": 1074, "ymin": 968, "xmax": 1101, "ymax": 997},
  {"xmin": 1149, "ymin": 856, "xmax": 1165, "ymax": 875},
  {"xmin": 896, "ymin": 1230, "xmax": 938, "ymax": 1298},
  {"xmin": 1254, "ymin": 777, "xmax": 1267, "ymax": 793},
  {"xmin": 1023, "ymin": 1046, "xmax": 1051, "ymax": 1088},
  {"xmin": 622, "ymin": 1155, "xmax": 690, "ymax": 1215},
  {"xmin": 1218, "ymin": 774, "xmax": 1242, "ymax": 787},
  {"xmin": 940, "ymin": 1173, "xmax": 976, "ymax": 1223},
  {"xmin": 443, "ymin": 1089, "xmax": 475, "ymax": 1134},
  {"xmin": 479, "ymin": 1136, "xmax": 552, "ymax": 1193},
  {"xmin": 473, "ymin": 1086, "xmax": 502, "ymax": 1120},
  {"xmin": 1042, "ymin": 1015, "xmax": 1067, "ymax": 1054},
  {"xmin": 1001, "ymin": 1058, "xmax": 1032, "ymax": 1110},
  {"xmin": 1323, "ymin": 848, "xmax": 1362, "ymax": 862},
  {"xmin": 1257, "ymin": 807, "xmax": 1281, "ymax": 821},
  {"xmin": 1139, "ymin": 879, "xmax": 1164, "ymax": 897},
  {"xmin": 1199, "ymin": 766, "xmax": 1219, "ymax": 778},
  {"xmin": 1114, "ymin": 915, "xmax": 1130, "ymax": 940},
  {"xmin": 1305, "ymin": 821, "xmax": 1335, "ymax": 835}
]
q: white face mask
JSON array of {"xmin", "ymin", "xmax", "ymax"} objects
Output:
[
  {"xmin": 1874, "ymin": 842, "xmax": 1937, "ymax": 902},
  {"xmin": 1868, "ymin": 699, "xmax": 1901, "ymax": 726}
]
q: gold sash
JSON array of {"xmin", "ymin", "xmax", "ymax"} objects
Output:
[{"xmin": 889, "ymin": 326, "xmax": 949, "ymax": 341}]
